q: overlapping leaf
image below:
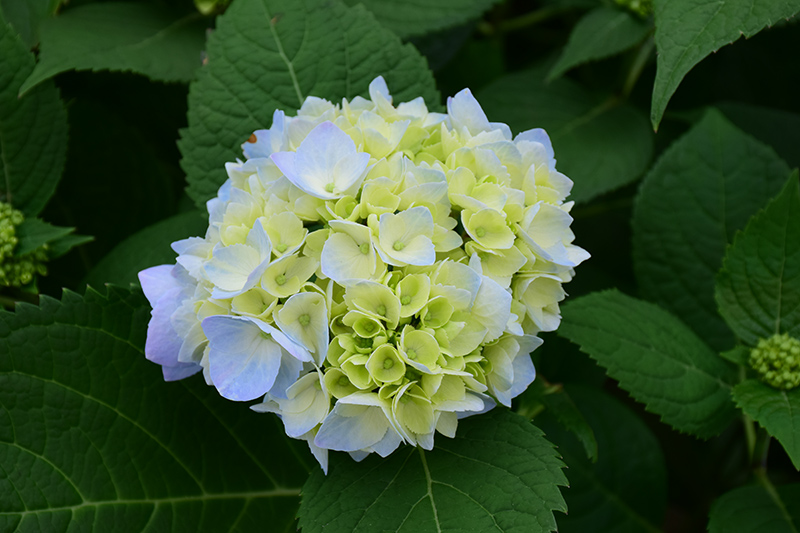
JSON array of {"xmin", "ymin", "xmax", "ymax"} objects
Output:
[
  {"xmin": 0, "ymin": 0, "xmax": 62, "ymax": 47},
  {"xmin": 560, "ymin": 290, "xmax": 738, "ymax": 438},
  {"xmin": 478, "ymin": 67, "xmax": 652, "ymax": 204},
  {"xmin": 0, "ymin": 287, "xmax": 310, "ymax": 532},
  {"xmin": 708, "ymin": 484, "xmax": 800, "ymax": 532},
  {"xmin": 179, "ymin": 0, "xmax": 439, "ymax": 208},
  {"xmin": 19, "ymin": 2, "xmax": 208, "ymax": 95},
  {"xmin": 651, "ymin": 0, "xmax": 800, "ymax": 129},
  {"xmin": 716, "ymin": 173, "xmax": 800, "ymax": 345},
  {"xmin": 85, "ymin": 211, "xmax": 207, "ymax": 288},
  {"xmin": 537, "ymin": 386, "xmax": 666, "ymax": 533},
  {"xmin": 299, "ymin": 409, "xmax": 567, "ymax": 533},
  {"xmin": 0, "ymin": 12, "xmax": 67, "ymax": 216},
  {"xmin": 633, "ymin": 110, "xmax": 790, "ymax": 351},
  {"xmin": 733, "ymin": 380, "xmax": 800, "ymax": 470},
  {"xmin": 547, "ymin": 6, "xmax": 650, "ymax": 81},
  {"xmin": 343, "ymin": 0, "xmax": 501, "ymax": 39},
  {"xmin": 521, "ymin": 379, "xmax": 598, "ymax": 462}
]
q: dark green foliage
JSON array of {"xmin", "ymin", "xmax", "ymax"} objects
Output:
[
  {"xmin": 0, "ymin": 286, "xmax": 309, "ymax": 532},
  {"xmin": 299, "ymin": 409, "xmax": 567, "ymax": 533}
]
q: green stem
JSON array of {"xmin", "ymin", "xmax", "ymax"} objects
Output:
[
  {"xmin": 491, "ymin": 6, "xmax": 572, "ymax": 34},
  {"xmin": 751, "ymin": 430, "xmax": 798, "ymax": 532},
  {"xmin": 621, "ymin": 35, "xmax": 655, "ymax": 100},
  {"xmin": 740, "ymin": 367, "xmax": 757, "ymax": 462}
]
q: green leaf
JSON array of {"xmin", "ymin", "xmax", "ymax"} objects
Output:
[
  {"xmin": 46, "ymin": 233, "xmax": 94, "ymax": 259},
  {"xmin": 19, "ymin": 3, "xmax": 208, "ymax": 95},
  {"xmin": 14, "ymin": 217, "xmax": 74, "ymax": 256},
  {"xmin": 721, "ymin": 345, "xmax": 750, "ymax": 367},
  {"xmin": 179, "ymin": 0, "xmax": 439, "ymax": 209},
  {"xmin": 0, "ymin": 0, "xmax": 62, "ymax": 47},
  {"xmin": 521, "ymin": 379, "xmax": 598, "ymax": 462},
  {"xmin": 560, "ymin": 290, "xmax": 738, "ymax": 438},
  {"xmin": 0, "ymin": 286, "xmax": 310, "ymax": 531},
  {"xmin": 478, "ymin": 67, "xmax": 652, "ymax": 204},
  {"xmin": 298, "ymin": 409, "xmax": 567, "ymax": 533},
  {"xmin": 537, "ymin": 386, "xmax": 666, "ymax": 533},
  {"xmin": 85, "ymin": 211, "xmax": 207, "ymax": 288},
  {"xmin": 0, "ymin": 13, "xmax": 67, "ymax": 216},
  {"xmin": 718, "ymin": 103, "xmax": 800, "ymax": 170},
  {"xmin": 716, "ymin": 173, "xmax": 800, "ymax": 345},
  {"xmin": 708, "ymin": 483, "xmax": 800, "ymax": 532},
  {"xmin": 651, "ymin": 0, "xmax": 800, "ymax": 129},
  {"xmin": 343, "ymin": 0, "xmax": 501, "ymax": 39},
  {"xmin": 633, "ymin": 109, "xmax": 790, "ymax": 351},
  {"xmin": 547, "ymin": 7, "xmax": 650, "ymax": 81},
  {"xmin": 733, "ymin": 379, "xmax": 800, "ymax": 470}
]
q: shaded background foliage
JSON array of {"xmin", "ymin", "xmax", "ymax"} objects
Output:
[{"xmin": 1, "ymin": 0, "xmax": 800, "ymax": 531}]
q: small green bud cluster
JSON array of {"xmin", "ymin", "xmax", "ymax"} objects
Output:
[
  {"xmin": 0, "ymin": 201, "xmax": 48, "ymax": 287},
  {"xmin": 0, "ymin": 201, "xmax": 23, "ymax": 261},
  {"xmin": 614, "ymin": 0, "xmax": 653, "ymax": 17},
  {"xmin": 749, "ymin": 333, "xmax": 800, "ymax": 390}
]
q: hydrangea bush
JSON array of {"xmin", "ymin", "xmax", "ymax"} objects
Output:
[
  {"xmin": 140, "ymin": 77, "xmax": 587, "ymax": 470},
  {"xmin": 3, "ymin": 0, "xmax": 800, "ymax": 531}
]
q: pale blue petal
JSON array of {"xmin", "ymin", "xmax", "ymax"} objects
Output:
[
  {"xmin": 138, "ymin": 264, "xmax": 176, "ymax": 306},
  {"xmin": 144, "ymin": 287, "xmax": 183, "ymax": 367},
  {"xmin": 506, "ymin": 351, "xmax": 537, "ymax": 402},
  {"xmin": 267, "ymin": 352, "xmax": 304, "ymax": 400},
  {"xmin": 203, "ymin": 315, "xmax": 283, "ymax": 402},
  {"xmin": 314, "ymin": 402, "xmax": 389, "ymax": 452},
  {"xmin": 162, "ymin": 363, "xmax": 202, "ymax": 381}
]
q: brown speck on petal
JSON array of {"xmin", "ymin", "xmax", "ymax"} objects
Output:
[{"xmin": 247, "ymin": 133, "xmax": 258, "ymax": 143}]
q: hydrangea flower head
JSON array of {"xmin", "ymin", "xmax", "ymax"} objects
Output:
[
  {"xmin": 139, "ymin": 77, "xmax": 589, "ymax": 472},
  {"xmin": 749, "ymin": 333, "xmax": 800, "ymax": 390}
]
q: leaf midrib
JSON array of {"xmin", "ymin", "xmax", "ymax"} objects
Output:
[{"xmin": 0, "ymin": 488, "xmax": 302, "ymax": 517}]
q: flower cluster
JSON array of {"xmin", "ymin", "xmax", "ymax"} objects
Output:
[
  {"xmin": 0, "ymin": 201, "xmax": 47, "ymax": 287},
  {"xmin": 140, "ymin": 77, "xmax": 588, "ymax": 471},
  {"xmin": 750, "ymin": 333, "xmax": 800, "ymax": 390}
]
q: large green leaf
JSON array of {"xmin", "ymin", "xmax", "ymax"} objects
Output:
[
  {"xmin": 651, "ymin": 0, "xmax": 800, "ymax": 129},
  {"xmin": 0, "ymin": 0, "xmax": 61, "ymax": 47},
  {"xmin": 547, "ymin": 6, "xmax": 651, "ymax": 81},
  {"xmin": 19, "ymin": 3, "xmax": 208, "ymax": 95},
  {"xmin": 560, "ymin": 290, "xmax": 738, "ymax": 438},
  {"xmin": 733, "ymin": 379, "xmax": 800, "ymax": 470},
  {"xmin": 478, "ymin": 68, "xmax": 652, "ymax": 204},
  {"xmin": 343, "ymin": 0, "xmax": 501, "ymax": 39},
  {"xmin": 708, "ymin": 484, "xmax": 800, "ymax": 532},
  {"xmin": 179, "ymin": 0, "xmax": 439, "ymax": 209},
  {"xmin": 85, "ymin": 211, "xmax": 207, "ymax": 288},
  {"xmin": 716, "ymin": 173, "xmax": 800, "ymax": 345},
  {"xmin": 0, "ymin": 12, "xmax": 67, "ymax": 216},
  {"xmin": 633, "ymin": 110, "xmax": 790, "ymax": 351},
  {"xmin": 0, "ymin": 287, "xmax": 310, "ymax": 532},
  {"xmin": 537, "ymin": 386, "xmax": 666, "ymax": 533},
  {"xmin": 298, "ymin": 409, "xmax": 567, "ymax": 533}
]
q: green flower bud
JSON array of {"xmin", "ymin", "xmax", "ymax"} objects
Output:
[
  {"xmin": 614, "ymin": 0, "xmax": 652, "ymax": 17},
  {"xmin": 0, "ymin": 202, "xmax": 48, "ymax": 287},
  {"xmin": 749, "ymin": 333, "xmax": 800, "ymax": 390}
]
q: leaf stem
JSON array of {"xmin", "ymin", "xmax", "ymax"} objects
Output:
[
  {"xmin": 621, "ymin": 35, "xmax": 654, "ymax": 100},
  {"xmin": 740, "ymin": 367, "xmax": 758, "ymax": 462},
  {"xmin": 751, "ymin": 430, "xmax": 798, "ymax": 533},
  {"xmin": 487, "ymin": 6, "xmax": 572, "ymax": 35}
]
